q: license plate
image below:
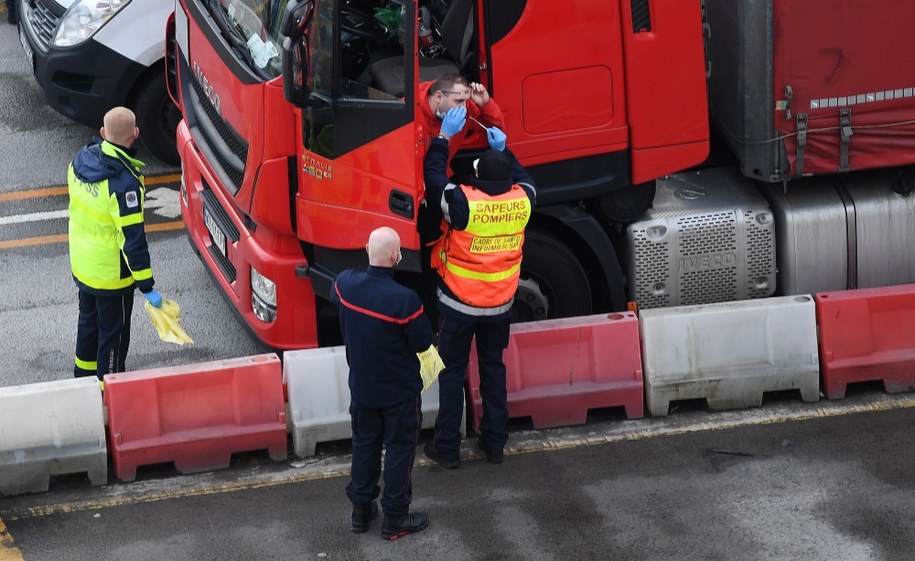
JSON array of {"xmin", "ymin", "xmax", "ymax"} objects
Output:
[
  {"xmin": 19, "ymin": 26, "xmax": 33, "ymax": 70},
  {"xmin": 203, "ymin": 206, "xmax": 226, "ymax": 257}
]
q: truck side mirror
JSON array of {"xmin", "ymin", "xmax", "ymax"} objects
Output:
[{"xmin": 281, "ymin": 0, "xmax": 313, "ymax": 107}]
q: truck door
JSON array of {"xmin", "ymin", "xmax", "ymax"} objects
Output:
[{"xmin": 284, "ymin": 0, "xmax": 422, "ymax": 277}]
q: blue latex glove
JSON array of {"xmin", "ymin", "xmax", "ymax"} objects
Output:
[
  {"xmin": 440, "ymin": 106, "xmax": 467, "ymax": 138},
  {"xmin": 143, "ymin": 289, "xmax": 163, "ymax": 308},
  {"xmin": 487, "ymin": 126, "xmax": 506, "ymax": 151}
]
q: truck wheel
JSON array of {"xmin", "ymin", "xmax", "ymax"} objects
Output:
[
  {"xmin": 513, "ymin": 231, "xmax": 592, "ymax": 323},
  {"xmin": 134, "ymin": 68, "xmax": 181, "ymax": 165}
]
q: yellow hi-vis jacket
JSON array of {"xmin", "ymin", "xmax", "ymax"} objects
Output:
[
  {"xmin": 433, "ymin": 184, "xmax": 531, "ymax": 311},
  {"xmin": 68, "ymin": 139, "xmax": 155, "ymax": 293}
]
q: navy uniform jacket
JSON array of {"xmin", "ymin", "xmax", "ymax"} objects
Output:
[{"xmin": 332, "ymin": 266, "xmax": 435, "ymax": 408}]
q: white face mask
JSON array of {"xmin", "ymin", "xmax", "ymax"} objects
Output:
[
  {"xmin": 394, "ymin": 249, "xmax": 403, "ymax": 267},
  {"xmin": 434, "ymin": 96, "xmax": 448, "ymax": 120}
]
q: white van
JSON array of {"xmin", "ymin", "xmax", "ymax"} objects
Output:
[{"xmin": 17, "ymin": 0, "xmax": 178, "ymax": 163}]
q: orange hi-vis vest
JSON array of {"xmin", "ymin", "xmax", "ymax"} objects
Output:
[{"xmin": 434, "ymin": 183, "xmax": 532, "ymax": 311}]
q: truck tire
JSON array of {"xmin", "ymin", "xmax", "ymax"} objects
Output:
[
  {"xmin": 134, "ymin": 68, "xmax": 180, "ymax": 165},
  {"xmin": 514, "ymin": 231, "xmax": 592, "ymax": 323}
]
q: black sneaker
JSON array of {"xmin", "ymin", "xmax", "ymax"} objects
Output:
[
  {"xmin": 423, "ymin": 442, "xmax": 460, "ymax": 469},
  {"xmin": 351, "ymin": 500, "xmax": 378, "ymax": 533},
  {"xmin": 381, "ymin": 512, "xmax": 429, "ymax": 541},
  {"xmin": 476, "ymin": 439, "xmax": 504, "ymax": 464}
]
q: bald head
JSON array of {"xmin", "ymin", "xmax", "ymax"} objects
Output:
[
  {"xmin": 366, "ymin": 227, "xmax": 402, "ymax": 267},
  {"xmin": 101, "ymin": 107, "xmax": 139, "ymax": 148}
]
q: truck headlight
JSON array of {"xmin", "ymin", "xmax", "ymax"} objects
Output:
[
  {"xmin": 53, "ymin": 0, "xmax": 131, "ymax": 47},
  {"xmin": 251, "ymin": 267, "xmax": 277, "ymax": 322}
]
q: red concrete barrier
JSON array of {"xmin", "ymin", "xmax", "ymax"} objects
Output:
[
  {"xmin": 816, "ymin": 284, "xmax": 915, "ymax": 399},
  {"xmin": 467, "ymin": 313, "xmax": 643, "ymax": 431},
  {"xmin": 105, "ymin": 354, "xmax": 287, "ymax": 482}
]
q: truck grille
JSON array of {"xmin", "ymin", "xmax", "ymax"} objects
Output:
[
  {"xmin": 189, "ymin": 76, "xmax": 248, "ymax": 193},
  {"xmin": 24, "ymin": 0, "xmax": 60, "ymax": 51}
]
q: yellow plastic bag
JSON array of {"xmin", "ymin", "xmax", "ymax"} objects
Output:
[
  {"xmin": 417, "ymin": 344, "xmax": 445, "ymax": 393},
  {"xmin": 145, "ymin": 298, "xmax": 194, "ymax": 345}
]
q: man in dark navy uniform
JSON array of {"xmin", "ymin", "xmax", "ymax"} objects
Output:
[{"xmin": 331, "ymin": 227, "xmax": 434, "ymax": 541}]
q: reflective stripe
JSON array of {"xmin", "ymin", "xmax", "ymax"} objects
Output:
[
  {"xmin": 437, "ymin": 288, "xmax": 512, "ymax": 316},
  {"xmin": 518, "ymin": 181, "xmax": 536, "ymax": 197},
  {"xmin": 443, "ymin": 260, "xmax": 520, "ymax": 282},
  {"xmin": 72, "ymin": 268, "xmax": 135, "ymax": 290},
  {"xmin": 75, "ymin": 356, "xmax": 97, "ymax": 371},
  {"xmin": 116, "ymin": 212, "xmax": 144, "ymax": 227},
  {"xmin": 131, "ymin": 267, "xmax": 153, "ymax": 281},
  {"xmin": 440, "ymin": 183, "xmax": 457, "ymax": 224}
]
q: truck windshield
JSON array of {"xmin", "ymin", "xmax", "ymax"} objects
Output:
[{"xmin": 209, "ymin": 0, "xmax": 292, "ymax": 79}]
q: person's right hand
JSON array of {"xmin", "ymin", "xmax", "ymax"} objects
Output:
[
  {"xmin": 143, "ymin": 289, "xmax": 163, "ymax": 308},
  {"xmin": 440, "ymin": 106, "xmax": 467, "ymax": 138},
  {"xmin": 487, "ymin": 127, "xmax": 506, "ymax": 151}
]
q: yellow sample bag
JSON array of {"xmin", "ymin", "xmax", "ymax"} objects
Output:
[
  {"xmin": 145, "ymin": 298, "xmax": 194, "ymax": 345},
  {"xmin": 417, "ymin": 344, "xmax": 445, "ymax": 393}
]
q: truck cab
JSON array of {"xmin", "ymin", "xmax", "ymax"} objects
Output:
[{"xmin": 173, "ymin": 0, "xmax": 708, "ymax": 349}]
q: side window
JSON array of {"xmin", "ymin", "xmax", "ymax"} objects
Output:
[
  {"xmin": 338, "ymin": 3, "xmax": 405, "ymax": 102},
  {"xmin": 308, "ymin": 0, "xmax": 334, "ymax": 97},
  {"xmin": 302, "ymin": 0, "xmax": 416, "ymax": 159}
]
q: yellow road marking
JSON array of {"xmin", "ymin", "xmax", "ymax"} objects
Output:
[
  {"xmin": 0, "ymin": 519, "xmax": 25, "ymax": 561},
  {"xmin": 0, "ymin": 221, "xmax": 185, "ymax": 250},
  {"xmin": 0, "ymin": 174, "xmax": 180, "ymax": 203},
  {"xmin": 3, "ymin": 393, "xmax": 915, "ymax": 522}
]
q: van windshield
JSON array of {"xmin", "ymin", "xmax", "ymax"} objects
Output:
[{"xmin": 214, "ymin": 0, "xmax": 293, "ymax": 78}]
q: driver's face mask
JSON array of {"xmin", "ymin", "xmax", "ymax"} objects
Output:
[{"xmin": 435, "ymin": 96, "xmax": 447, "ymax": 120}]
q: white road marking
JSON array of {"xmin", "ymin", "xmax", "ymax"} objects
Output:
[
  {"xmin": 0, "ymin": 187, "xmax": 180, "ymax": 226},
  {"xmin": 0, "ymin": 209, "xmax": 67, "ymax": 226}
]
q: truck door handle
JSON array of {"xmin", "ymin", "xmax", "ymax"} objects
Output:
[{"xmin": 389, "ymin": 190, "xmax": 415, "ymax": 218}]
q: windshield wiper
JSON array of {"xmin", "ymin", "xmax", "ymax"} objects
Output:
[{"xmin": 206, "ymin": 0, "xmax": 269, "ymax": 78}]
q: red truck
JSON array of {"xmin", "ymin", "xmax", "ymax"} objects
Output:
[{"xmin": 168, "ymin": 0, "xmax": 915, "ymax": 350}]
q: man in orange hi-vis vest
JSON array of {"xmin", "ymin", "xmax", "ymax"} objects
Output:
[{"xmin": 422, "ymin": 107, "xmax": 536, "ymax": 469}]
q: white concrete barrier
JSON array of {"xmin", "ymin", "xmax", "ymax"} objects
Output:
[
  {"xmin": 640, "ymin": 295, "xmax": 820, "ymax": 417},
  {"xmin": 284, "ymin": 346, "xmax": 454, "ymax": 457},
  {"xmin": 0, "ymin": 377, "xmax": 107, "ymax": 496}
]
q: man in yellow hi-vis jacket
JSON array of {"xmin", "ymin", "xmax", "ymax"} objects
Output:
[{"xmin": 68, "ymin": 107, "xmax": 162, "ymax": 380}]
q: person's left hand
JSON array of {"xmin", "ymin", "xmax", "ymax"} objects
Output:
[
  {"xmin": 469, "ymin": 82, "xmax": 491, "ymax": 107},
  {"xmin": 487, "ymin": 127, "xmax": 506, "ymax": 151},
  {"xmin": 143, "ymin": 289, "xmax": 163, "ymax": 308}
]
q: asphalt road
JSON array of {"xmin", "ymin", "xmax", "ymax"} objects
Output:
[{"xmin": 3, "ymin": 395, "xmax": 915, "ymax": 561}]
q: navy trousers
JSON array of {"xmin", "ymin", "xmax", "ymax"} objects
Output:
[
  {"xmin": 74, "ymin": 289, "xmax": 134, "ymax": 380},
  {"xmin": 431, "ymin": 304, "xmax": 510, "ymax": 461},
  {"xmin": 346, "ymin": 396, "xmax": 422, "ymax": 517}
]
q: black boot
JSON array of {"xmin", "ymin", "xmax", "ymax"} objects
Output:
[
  {"xmin": 476, "ymin": 438, "xmax": 504, "ymax": 464},
  {"xmin": 381, "ymin": 512, "xmax": 429, "ymax": 541},
  {"xmin": 351, "ymin": 501, "xmax": 378, "ymax": 533}
]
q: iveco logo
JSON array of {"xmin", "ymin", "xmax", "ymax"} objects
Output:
[
  {"xmin": 680, "ymin": 252, "xmax": 738, "ymax": 271},
  {"xmin": 193, "ymin": 62, "xmax": 221, "ymax": 116}
]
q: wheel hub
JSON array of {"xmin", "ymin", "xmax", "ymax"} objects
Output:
[{"xmin": 512, "ymin": 275, "xmax": 549, "ymax": 323}]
